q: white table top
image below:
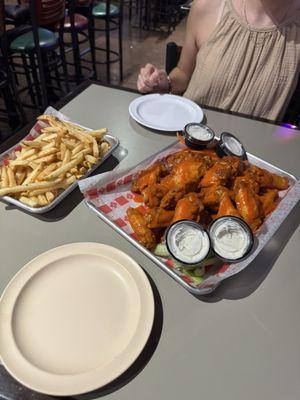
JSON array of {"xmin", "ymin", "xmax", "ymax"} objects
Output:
[{"xmin": 0, "ymin": 83, "xmax": 300, "ymax": 400}]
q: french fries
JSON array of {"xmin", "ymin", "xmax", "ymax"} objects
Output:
[
  {"xmin": 1, "ymin": 166, "xmax": 9, "ymax": 187},
  {"xmin": 0, "ymin": 115, "xmax": 111, "ymax": 208}
]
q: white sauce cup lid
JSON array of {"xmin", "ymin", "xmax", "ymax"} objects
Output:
[
  {"xmin": 209, "ymin": 216, "xmax": 254, "ymax": 262},
  {"xmin": 217, "ymin": 132, "xmax": 247, "ymax": 158},
  {"xmin": 166, "ymin": 220, "xmax": 211, "ymax": 265},
  {"xmin": 184, "ymin": 123, "xmax": 215, "ymax": 145}
]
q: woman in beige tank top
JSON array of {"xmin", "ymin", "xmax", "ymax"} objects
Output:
[{"xmin": 137, "ymin": 0, "xmax": 300, "ymax": 120}]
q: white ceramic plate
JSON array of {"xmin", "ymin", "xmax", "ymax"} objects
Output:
[
  {"xmin": 129, "ymin": 93, "xmax": 204, "ymax": 131},
  {"xmin": 0, "ymin": 243, "xmax": 154, "ymax": 396}
]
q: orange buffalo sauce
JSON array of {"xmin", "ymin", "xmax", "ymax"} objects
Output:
[{"xmin": 133, "ymin": 194, "xmax": 144, "ymax": 203}]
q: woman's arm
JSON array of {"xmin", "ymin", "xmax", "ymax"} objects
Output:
[
  {"xmin": 170, "ymin": 0, "xmax": 222, "ymax": 93},
  {"xmin": 168, "ymin": 4, "xmax": 200, "ymax": 94},
  {"xmin": 137, "ymin": 0, "xmax": 219, "ymax": 94},
  {"xmin": 137, "ymin": 5, "xmax": 198, "ymax": 94}
]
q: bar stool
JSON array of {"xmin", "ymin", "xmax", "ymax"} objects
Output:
[
  {"xmin": 0, "ymin": 3, "xmax": 26, "ymax": 140},
  {"xmin": 72, "ymin": 0, "xmax": 92, "ymax": 17},
  {"xmin": 132, "ymin": 0, "xmax": 150, "ymax": 29},
  {"xmin": 150, "ymin": 0, "xmax": 180, "ymax": 33},
  {"xmin": 123, "ymin": 0, "xmax": 139, "ymax": 21},
  {"xmin": 56, "ymin": 1, "xmax": 90, "ymax": 84},
  {"xmin": 0, "ymin": 67, "xmax": 26, "ymax": 141},
  {"xmin": 88, "ymin": 0, "xmax": 123, "ymax": 84},
  {"xmin": 9, "ymin": 0, "xmax": 69, "ymax": 110},
  {"xmin": 4, "ymin": 3, "xmax": 30, "ymax": 27}
]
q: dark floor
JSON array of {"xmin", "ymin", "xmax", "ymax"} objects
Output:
[
  {"xmin": 65, "ymin": 7, "xmax": 187, "ymax": 88},
  {"xmin": 120, "ymin": 7, "xmax": 187, "ymax": 89}
]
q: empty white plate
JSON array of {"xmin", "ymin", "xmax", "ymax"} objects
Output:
[
  {"xmin": 129, "ymin": 93, "xmax": 204, "ymax": 131},
  {"xmin": 0, "ymin": 243, "xmax": 154, "ymax": 396}
]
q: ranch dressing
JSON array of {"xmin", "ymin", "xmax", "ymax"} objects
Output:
[
  {"xmin": 167, "ymin": 221, "xmax": 210, "ymax": 264},
  {"xmin": 223, "ymin": 135, "xmax": 243, "ymax": 156},
  {"xmin": 209, "ymin": 217, "xmax": 253, "ymax": 261},
  {"xmin": 216, "ymin": 132, "xmax": 247, "ymax": 159},
  {"xmin": 187, "ymin": 125, "xmax": 213, "ymax": 142}
]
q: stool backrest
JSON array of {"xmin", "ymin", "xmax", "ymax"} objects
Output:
[
  {"xmin": 66, "ymin": 0, "xmax": 91, "ymax": 6},
  {"xmin": 165, "ymin": 42, "xmax": 182, "ymax": 75},
  {"xmin": 76, "ymin": 0, "xmax": 91, "ymax": 4},
  {"xmin": 35, "ymin": 0, "xmax": 65, "ymax": 26},
  {"xmin": 0, "ymin": 1, "xmax": 4, "ymax": 35}
]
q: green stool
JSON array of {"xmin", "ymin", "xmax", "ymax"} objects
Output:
[
  {"xmin": 10, "ymin": 28, "xmax": 58, "ymax": 51},
  {"xmin": 10, "ymin": 27, "xmax": 68, "ymax": 109},
  {"xmin": 8, "ymin": 0, "xmax": 69, "ymax": 110},
  {"xmin": 0, "ymin": 24, "xmax": 26, "ymax": 139},
  {"xmin": 92, "ymin": 2, "xmax": 119, "ymax": 17}
]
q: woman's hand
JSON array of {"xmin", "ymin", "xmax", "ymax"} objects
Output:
[{"xmin": 137, "ymin": 64, "xmax": 170, "ymax": 93}]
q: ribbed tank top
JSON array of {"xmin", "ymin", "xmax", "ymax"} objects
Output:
[{"xmin": 184, "ymin": 0, "xmax": 300, "ymax": 120}]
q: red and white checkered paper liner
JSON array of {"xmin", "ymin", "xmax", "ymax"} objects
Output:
[
  {"xmin": 0, "ymin": 107, "xmax": 72, "ymax": 167},
  {"xmin": 79, "ymin": 141, "xmax": 300, "ymax": 292}
]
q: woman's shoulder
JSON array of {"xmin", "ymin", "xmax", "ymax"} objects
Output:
[
  {"xmin": 189, "ymin": 0, "xmax": 223, "ymax": 40},
  {"xmin": 191, "ymin": 0, "xmax": 223, "ymax": 16}
]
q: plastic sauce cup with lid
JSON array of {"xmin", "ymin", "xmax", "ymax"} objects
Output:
[
  {"xmin": 216, "ymin": 132, "xmax": 247, "ymax": 159},
  {"xmin": 208, "ymin": 216, "xmax": 254, "ymax": 262},
  {"xmin": 183, "ymin": 123, "xmax": 215, "ymax": 150},
  {"xmin": 165, "ymin": 220, "xmax": 211, "ymax": 268}
]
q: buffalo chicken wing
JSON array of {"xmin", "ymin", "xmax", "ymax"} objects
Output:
[
  {"xmin": 126, "ymin": 207, "xmax": 156, "ymax": 249},
  {"xmin": 131, "ymin": 163, "xmax": 165, "ymax": 193},
  {"xmin": 127, "ymin": 147, "xmax": 289, "ymax": 250},
  {"xmin": 214, "ymin": 192, "xmax": 241, "ymax": 219},
  {"xmin": 234, "ymin": 181, "xmax": 263, "ymax": 231},
  {"xmin": 172, "ymin": 192, "xmax": 204, "ymax": 223}
]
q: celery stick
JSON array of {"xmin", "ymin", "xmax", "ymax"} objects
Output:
[
  {"xmin": 181, "ymin": 268, "xmax": 204, "ymax": 285},
  {"xmin": 153, "ymin": 243, "xmax": 169, "ymax": 257}
]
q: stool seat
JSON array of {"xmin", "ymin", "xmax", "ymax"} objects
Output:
[
  {"xmin": 92, "ymin": 2, "xmax": 119, "ymax": 17},
  {"xmin": 10, "ymin": 28, "xmax": 58, "ymax": 52},
  {"xmin": 59, "ymin": 13, "xmax": 88, "ymax": 31},
  {"xmin": 5, "ymin": 4, "xmax": 30, "ymax": 25}
]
